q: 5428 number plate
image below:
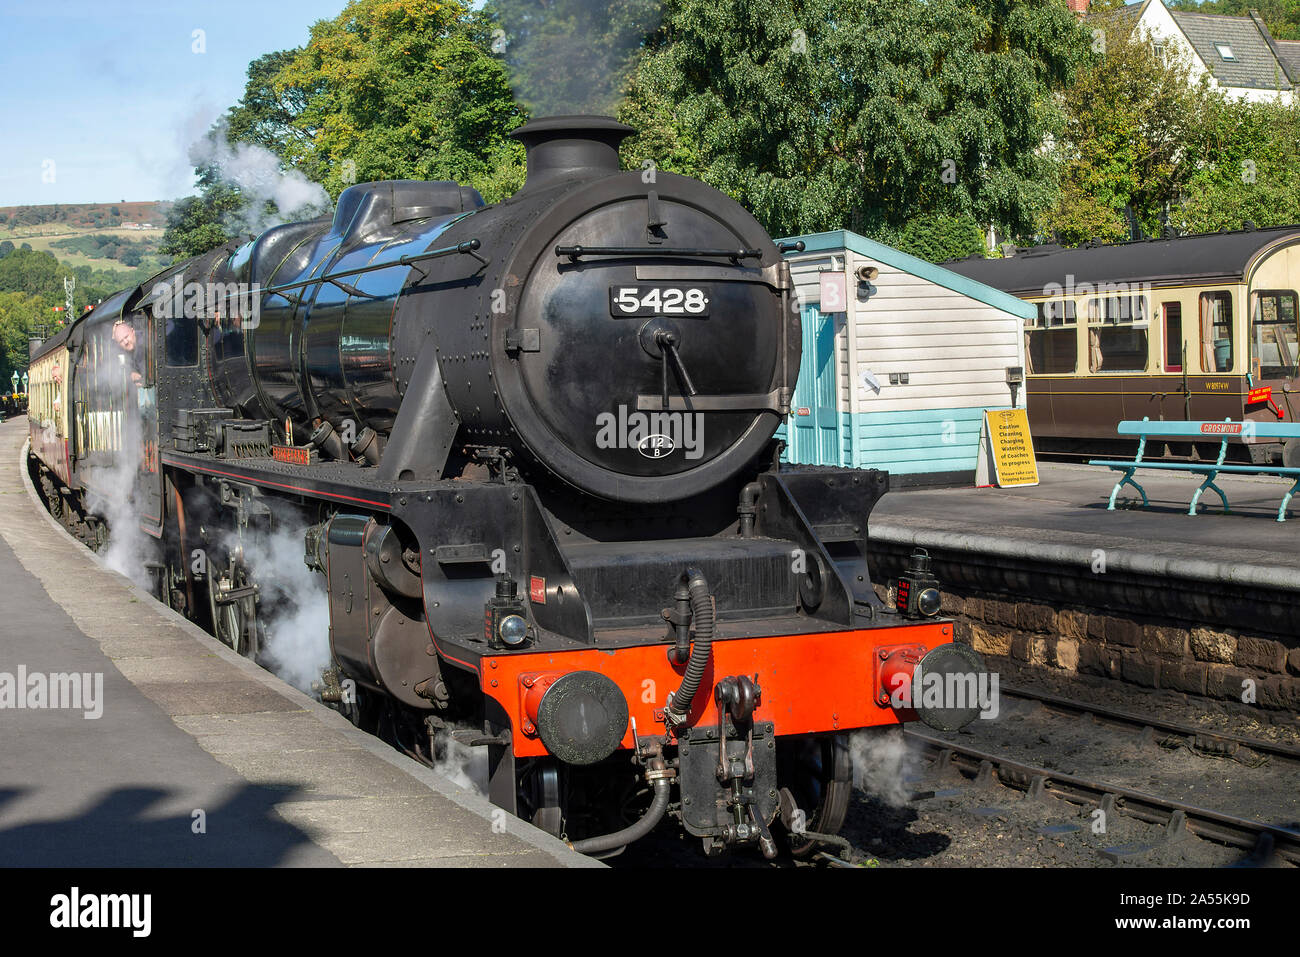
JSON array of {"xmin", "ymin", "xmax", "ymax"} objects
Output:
[{"xmin": 609, "ymin": 285, "xmax": 711, "ymax": 317}]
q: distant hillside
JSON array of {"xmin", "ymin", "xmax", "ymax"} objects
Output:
[
  {"xmin": 0, "ymin": 201, "xmax": 171, "ymax": 234},
  {"xmin": 0, "ymin": 202, "xmax": 174, "ymax": 282}
]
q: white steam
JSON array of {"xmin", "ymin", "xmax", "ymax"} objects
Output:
[
  {"xmin": 848, "ymin": 729, "xmax": 917, "ymax": 808},
  {"xmin": 84, "ymin": 350, "xmax": 154, "ymax": 589},
  {"xmin": 180, "ymin": 112, "xmax": 329, "ymax": 235},
  {"xmin": 432, "ymin": 736, "xmax": 490, "ymax": 795},
  {"xmin": 233, "ymin": 524, "xmax": 331, "ymax": 693}
]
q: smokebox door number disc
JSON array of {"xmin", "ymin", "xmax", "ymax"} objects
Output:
[
  {"xmin": 637, "ymin": 434, "xmax": 676, "ymax": 458},
  {"xmin": 610, "ymin": 285, "xmax": 711, "ymax": 317}
]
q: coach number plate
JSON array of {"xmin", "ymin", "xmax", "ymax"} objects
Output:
[{"xmin": 609, "ymin": 285, "xmax": 711, "ymax": 317}]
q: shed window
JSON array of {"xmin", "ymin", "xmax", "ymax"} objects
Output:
[
  {"xmin": 1199, "ymin": 291, "xmax": 1234, "ymax": 372},
  {"xmin": 1026, "ymin": 299, "xmax": 1077, "ymax": 374},
  {"xmin": 1087, "ymin": 295, "xmax": 1149, "ymax": 372},
  {"xmin": 1251, "ymin": 290, "xmax": 1299, "ymax": 380}
]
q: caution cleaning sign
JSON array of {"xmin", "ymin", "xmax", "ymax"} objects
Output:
[{"xmin": 975, "ymin": 408, "xmax": 1039, "ymax": 488}]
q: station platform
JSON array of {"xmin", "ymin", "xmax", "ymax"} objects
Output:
[
  {"xmin": 874, "ymin": 462, "xmax": 1299, "ymax": 582},
  {"xmin": 0, "ymin": 416, "xmax": 595, "ymax": 868}
]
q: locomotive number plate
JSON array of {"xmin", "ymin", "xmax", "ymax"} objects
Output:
[{"xmin": 609, "ymin": 285, "xmax": 711, "ymax": 317}]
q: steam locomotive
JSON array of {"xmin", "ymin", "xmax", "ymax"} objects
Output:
[{"xmin": 26, "ymin": 116, "xmax": 985, "ymax": 858}]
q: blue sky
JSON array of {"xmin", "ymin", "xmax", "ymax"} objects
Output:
[{"xmin": 0, "ymin": 0, "xmax": 348, "ymax": 206}]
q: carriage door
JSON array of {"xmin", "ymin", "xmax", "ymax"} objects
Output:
[
  {"xmin": 788, "ymin": 302, "xmax": 843, "ymax": 466},
  {"xmin": 1161, "ymin": 302, "xmax": 1189, "ymax": 420}
]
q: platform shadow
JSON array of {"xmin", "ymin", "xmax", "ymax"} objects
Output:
[{"xmin": 0, "ymin": 783, "xmax": 335, "ymax": 867}]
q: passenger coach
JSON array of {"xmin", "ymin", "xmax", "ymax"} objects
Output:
[{"xmin": 945, "ymin": 226, "xmax": 1300, "ymax": 463}]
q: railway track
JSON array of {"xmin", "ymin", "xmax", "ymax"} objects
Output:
[
  {"xmin": 904, "ymin": 726, "xmax": 1300, "ymax": 865},
  {"xmin": 999, "ymin": 683, "xmax": 1300, "ymax": 768}
]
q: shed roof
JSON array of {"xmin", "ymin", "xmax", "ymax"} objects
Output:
[{"xmin": 779, "ymin": 229, "xmax": 1036, "ymax": 319}]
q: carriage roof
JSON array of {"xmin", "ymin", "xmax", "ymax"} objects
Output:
[{"xmin": 943, "ymin": 225, "xmax": 1300, "ymax": 297}]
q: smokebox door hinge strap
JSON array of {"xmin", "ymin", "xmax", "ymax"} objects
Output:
[{"xmin": 646, "ymin": 191, "xmax": 667, "ymax": 244}]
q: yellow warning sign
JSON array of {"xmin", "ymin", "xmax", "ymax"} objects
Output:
[{"xmin": 979, "ymin": 409, "xmax": 1038, "ymax": 487}]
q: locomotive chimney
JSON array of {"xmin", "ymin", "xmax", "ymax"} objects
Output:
[{"xmin": 510, "ymin": 115, "xmax": 635, "ymax": 191}]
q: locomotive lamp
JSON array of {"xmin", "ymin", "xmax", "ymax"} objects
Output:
[
  {"xmin": 486, "ymin": 574, "xmax": 531, "ymax": 648},
  {"xmin": 895, "ymin": 548, "xmax": 942, "ymax": 619}
]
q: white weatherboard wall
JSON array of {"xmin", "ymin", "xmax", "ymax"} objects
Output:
[{"xmin": 778, "ymin": 230, "xmax": 1032, "ymax": 481}]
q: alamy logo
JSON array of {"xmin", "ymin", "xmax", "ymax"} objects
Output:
[
  {"xmin": 0, "ymin": 667, "xmax": 103, "ymax": 719},
  {"xmin": 50, "ymin": 887, "xmax": 151, "ymax": 937},
  {"xmin": 888, "ymin": 668, "xmax": 1000, "ymax": 720},
  {"xmin": 150, "ymin": 276, "xmax": 261, "ymax": 328},
  {"xmin": 595, "ymin": 405, "xmax": 704, "ymax": 460}
]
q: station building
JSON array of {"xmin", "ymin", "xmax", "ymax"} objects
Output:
[{"xmin": 777, "ymin": 230, "xmax": 1034, "ymax": 487}]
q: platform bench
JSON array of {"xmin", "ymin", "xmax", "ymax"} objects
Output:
[{"xmin": 1089, "ymin": 418, "xmax": 1300, "ymax": 522}]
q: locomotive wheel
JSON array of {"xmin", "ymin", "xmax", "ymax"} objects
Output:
[
  {"xmin": 529, "ymin": 762, "xmax": 563, "ymax": 838},
  {"xmin": 206, "ymin": 556, "xmax": 261, "ymax": 658},
  {"xmin": 777, "ymin": 734, "xmax": 852, "ymax": 858}
]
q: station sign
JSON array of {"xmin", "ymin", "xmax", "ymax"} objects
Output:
[{"xmin": 975, "ymin": 408, "xmax": 1039, "ymax": 488}]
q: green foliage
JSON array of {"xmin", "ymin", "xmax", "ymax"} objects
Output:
[
  {"xmin": 1175, "ymin": 96, "xmax": 1300, "ymax": 230},
  {"xmin": 50, "ymin": 233, "xmax": 156, "ymax": 261},
  {"xmin": 0, "ymin": 248, "xmax": 120, "ymax": 385},
  {"xmin": 0, "ymin": 291, "xmax": 44, "ymax": 388},
  {"xmin": 1040, "ymin": 27, "xmax": 1219, "ymax": 244},
  {"xmin": 269, "ymin": 0, "xmax": 528, "ymax": 202},
  {"xmin": 159, "ymin": 162, "xmax": 244, "ymax": 260},
  {"xmin": 618, "ymin": 0, "xmax": 1091, "ymax": 242},
  {"xmin": 485, "ymin": 0, "xmax": 663, "ymax": 115},
  {"xmin": 883, "ymin": 214, "xmax": 988, "ymax": 263}
]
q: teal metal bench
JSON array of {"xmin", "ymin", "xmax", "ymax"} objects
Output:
[{"xmin": 1089, "ymin": 418, "xmax": 1300, "ymax": 522}]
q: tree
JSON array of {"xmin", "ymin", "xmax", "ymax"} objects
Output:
[
  {"xmin": 223, "ymin": 50, "xmax": 311, "ymax": 154},
  {"xmin": 0, "ymin": 291, "xmax": 44, "ymax": 388},
  {"xmin": 270, "ymin": 0, "xmax": 529, "ymax": 201},
  {"xmin": 1174, "ymin": 95, "xmax": 1300, "ymax": 231},
  {"xmin": 1039, "ymin": 26, "xmax": 1219, "ymax": 244},
  {"xmin": 158, "ymin": 161, "xmax": 243, "ymax": 260},
  {"xmin": 0, "ymin": 241, "xmax": 13, "ymax": 259},
  {"xmin": 485, "ymin": 0, "xmax": 663, "ymax": 115},
  {"xmin": 618, "ymin": 0, "xmax": 1091, "ymax": 246}
]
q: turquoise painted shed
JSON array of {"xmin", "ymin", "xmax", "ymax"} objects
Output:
[{"xmin": 776, "ymin": 230, "xmax": 1036, "ymax": 486}]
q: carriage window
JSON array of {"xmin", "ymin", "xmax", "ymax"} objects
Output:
[
  {"xmin": 1250, "ymin": 290, "xmax": 1298, "ymax": 380},
  {"xmin": 1086, "ymin": 295, "xmax": 1148, "ymax": 372},
  {"xmin": 1199, "ymin": 291, "xmax": 1234, "ymax": 373},
  {"xmin": 1026, "ymin": 299, "xmax": 1077, "ymax": 374},
  {"xmin": 1163, "ymin": 302, "xmax": 1182, "ymax": 372}
]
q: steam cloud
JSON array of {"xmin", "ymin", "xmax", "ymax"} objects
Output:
[
  {"xmin": 233, "ymin": 525, "xmax": 331, "ymax": 693},
  {"xmin": 185, "ymin": 117, "xmax": 329, "ymax": 236},
  {"xmin": 433, "ymin": 736, "xmax": 490, "ymax": 794},
  {"xmin": 489, "ymin": 0, "xmax": 663, "ymax": 116},
  {"xmin": 848, "ymin": 729, "xmax": 917, "ymax": 808}
]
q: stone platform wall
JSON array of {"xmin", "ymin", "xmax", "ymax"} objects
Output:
[{"xmin": 877, "ymin": 584, "xmax": 1300, "ymax": 711}]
